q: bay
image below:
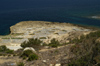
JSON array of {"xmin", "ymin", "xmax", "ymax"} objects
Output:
[{"xmin": 0, "ymin": 0, "xmax": 100, "ymax": 35}]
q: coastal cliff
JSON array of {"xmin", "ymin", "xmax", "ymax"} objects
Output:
[
  {"xmin": 9, "ymin": 21, "xmax": 91, "ymax": 44},
  {"xmin": 10, "ymin": 21, "xmax": 73, "ymax": 34},
  {"xmin": 0, "ymin": 21, "xmax": 94, "ymax": 66}
]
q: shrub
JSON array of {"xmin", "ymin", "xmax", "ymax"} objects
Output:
[
  {"xmin": 21, "ymin": 41, "xmax": 28, "ymax": 48},
  {"xmin": 20, "ymin": 50, "xmax": 33, "ymax": 57},
  {"xmin": 17, "ymin": 62, "xmax": 24, "ymax": 66},
  {"xmin": 49, "ymin": 44, "xmax": 58, "ymax": 47},
  {"xmin": 28, "ymin": 53, "xmax": 38, "ymax": 61},
  {"xmin": 21, "ymin": 38, "xmax": 42, "ymax": 48},
  {"xmin": 6, "ymin": 49, "xmax": 14, "ymax": 54},
  {"xmin": 67, "ymin": 31, "xmax": 100, "ymax": 66},
  {"xmin": 48, "ymin": 38, "xmax": 60, "ymax": 47},
  {"xmin": 0, "ymin": 45, "xmax": 7, "ymax": 52},
  {"xmin": 0, "ymin": 45, "xmax": 14, "ymax": 55},
  {"xmin": 20, "ymin": 49, "xmax": 38, "ymax": 61},
  {"xmin": 13, "ymin": 54, "xmax": 16, "ymax": 56},
  {"xmin": 23, "ymin": 56, "xmax": 27, "ymax": 60},
  {"xmin": 15, "ymin": 48, "xmax": 24, "ymax": 56}
]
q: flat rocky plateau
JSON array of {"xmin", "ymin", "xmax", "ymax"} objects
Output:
[
  {"xmin": 0, "ymin": 21, "xmax": 92, "ymax": 66},
  {"xmin": 0, "ymin": 21, "xmax": 91, "ymax": 50}
]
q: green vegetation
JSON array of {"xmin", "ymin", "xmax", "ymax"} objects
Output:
[
  {"xmin": 20, "ymin": 37, "xmax": 65, "ymax": 48},
  {"xmin": 0, "ymin": 45, "xmax": 8, "ymax": 52},
  {"xmin": 14, "ymin": 48, "xmax": 24, "ymax": 56},
  {"xmin": 20, "ymin": 50, "xmax": 38, "ymax": 61},
  {"xmin": 0, "ymin": 45, "xmax": 14, "ymax": 55},
  {"xmin": 21, "ymin": 38, "xmax": 42, "ymax": 50},
  {"xmin": 17, "ymin": 62, "xmax": 24, "ymax": 66},
  {"xmin": 67, "ymin": 31, "xmax": 100, "ymax": 66},
  {"xmin": 21, "ymin": 50, "xmax": 33, "ymax": 57},
  {"xmin": 28, "ymin": 53, "xmax": 38, "ymax": 61},
  {"xmin": 43, "ymin": 38, "xmax": 65, "ymax": 47},
  {"xmin": 6, "ymin": 50, "xmax": 14, "ymax": 54},
  {"xmin": 48, "ymin": 38, "xmax": 60, "ymax": 47}
]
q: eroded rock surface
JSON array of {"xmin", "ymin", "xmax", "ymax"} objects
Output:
[
  {"xmin": 0, "ymin": 21, "xmax": 93, "ymax": 66},
  {"xmin": 10, "ymin": 21, "xmax": 91, "ymax": 43}
]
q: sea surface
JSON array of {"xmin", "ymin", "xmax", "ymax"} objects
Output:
[{"xmin": 0, "ymin": 0, "xmax": 100, "ymax": 35}]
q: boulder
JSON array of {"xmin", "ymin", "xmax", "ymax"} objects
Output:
[
  {"xmin": 43, "ymin": 60, "xmax": 47, "ymax": 63},
  {"xmin": 55, "ymin": 64, "xmax": 61, "ymax": 66},
  {"xmin": 24, "ymin": 47, "xmax": 36, "ymax": 52}
]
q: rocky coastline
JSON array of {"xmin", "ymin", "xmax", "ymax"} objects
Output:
[
  {"xmin": 0, "ymin": 21, "xmax": 93, "ymax": 66},
  {"xmin": 0, "ymin": 21, "xmax": 92, "ymax": 50}
]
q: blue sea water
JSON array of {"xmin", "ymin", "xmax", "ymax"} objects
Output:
[{"xmin": 0, "ymin": 0, "xmax": 100, "ymax": 35}]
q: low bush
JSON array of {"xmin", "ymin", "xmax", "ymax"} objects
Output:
[
  {"xmin": 6, "ymin": 49, "xmax": 14, "ymax": 54},
  {"xmin": 67, "ymin": 31, "xmax": 100, "ymax": 66},
  {"xmin": 17, "ymin": 62, "xmax": 24, "ymax": 66},
  {"xmin": 48, "ymin": 38, "xmax": 60, "ymax": 47},
  {"xmin": 20, "ymin": 50, "xmax": 38, "ymax": 61},
  {"xmin": 20, "ymin": 50, "xmax": 33, "ymax": 57},
  {"xmin": 21, "ymin": 38, "xmax": 42, "ymax": 50},
  {"xmin": 0, "ymin": 45, "xmax": 14, "ymax": 55},
  {"xmin": 28, "ymin": 53, "xmax": 38, "ymax": 61},
  {"xmin": 0, "ymin": 45, "xmax": 8, "ymax": 52}
]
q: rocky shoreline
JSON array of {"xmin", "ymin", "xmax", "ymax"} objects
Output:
[
  {"xmin": 88, "ymin": 15, "xmax": 100, "ymax": 19},
  {"xmin": 0, "ymin": 21, "xmax": 93, "ymax": 66},
  {"xmin": 0, "ymin": 21, "xmax": 92, "ymax": 50}
]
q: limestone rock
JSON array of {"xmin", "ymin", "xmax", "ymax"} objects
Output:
[
  {"xmin": 43, "ymin": 60, "xmax": 47, "ymax": 63},
  {"xmin": 10, "ymin": 21, "xmax": 73, "ymax": 34},
  {"xmin": 55, "ymin": 64, "xmax": 61, "ymax": 66},
  {"xmin": 24, "ymin": 47, "xmax": 36, "ymax": 52}
]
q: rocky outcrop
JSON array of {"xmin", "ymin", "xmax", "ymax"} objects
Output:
[
  {"xmin": 24, "ymin": 44, "xmax": 75, "ymax": 66},
  {"xmin": 9, "ymin": 21, "xmax": 91, "ymax": 44},
  {"xmin": 24, "ymin": 47, "xmax": 36, "ymax": 53},
  {"xmin": 10, "ymin": 21, "xmax": 73, "ymax": 34},
  {"xmin": 0, "ymin": 21, "xmax": 94, "ymax": 66}
]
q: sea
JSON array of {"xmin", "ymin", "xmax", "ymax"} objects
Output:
[{"xmin": 0, "ymin": 0, "xmax": 100, "ymax": 35}]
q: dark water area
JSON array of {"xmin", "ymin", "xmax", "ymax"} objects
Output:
[{"xmin": 0, "ymin": 0, "xmax": 100, "ymax": 35}]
